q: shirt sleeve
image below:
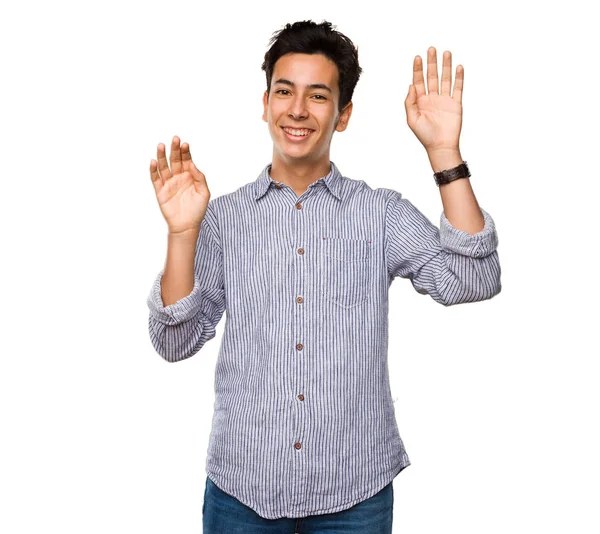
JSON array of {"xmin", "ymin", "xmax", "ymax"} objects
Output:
[
  {"xmin": 147, "ymin": 202, "xmax": 226, "ymax": 362},
  {"xmin": 384, "ymin": 190, "xmax": 501, "ymax": 306}
]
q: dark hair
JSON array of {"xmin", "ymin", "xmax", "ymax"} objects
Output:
[{"xmin": 261, "ymin": 20, "xmax": 362, "ymax": 114}]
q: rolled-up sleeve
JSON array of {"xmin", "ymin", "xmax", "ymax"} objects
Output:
[
  {"xmin": 147, "ymin": 203, "xmax": 226, "ymax": 361},
  {"xmin": 384, "ymin": 190, "xmax": 501, "ymax": 306}
]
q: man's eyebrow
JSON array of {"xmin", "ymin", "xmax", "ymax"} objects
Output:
[{"xmin": 273, "ymin": 78, "xmax": 333, "ymax": 94}]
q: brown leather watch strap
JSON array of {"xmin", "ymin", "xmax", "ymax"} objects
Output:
[{"xmin": 434, "ymin": 161, "xmax": 471, "ymax": 187}]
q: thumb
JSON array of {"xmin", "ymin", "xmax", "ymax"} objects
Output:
[
  {"xmin": 190, "ymin": 161, "xmax": 209, "ymax": 191},
  {"xmin": 404, "ymin": 84, "xmax": 418, "ymax": 125},
  {"xmin": 190, "ymin": 161, "xmax": 204, "ymax": 180}
]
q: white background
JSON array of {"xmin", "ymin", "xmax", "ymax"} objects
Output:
[{"xmin": 1, "ymin": 0, "xmax": 598, "ymax": 532}]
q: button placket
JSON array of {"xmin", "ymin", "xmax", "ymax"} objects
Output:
[{"xmin": 291, "ymin": 196, "xmax": 307, "ymax": 507}]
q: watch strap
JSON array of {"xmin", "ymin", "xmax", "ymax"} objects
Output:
[{"xmin": 434, "ymin": 161, "xmax": 471, "ymax": 186}]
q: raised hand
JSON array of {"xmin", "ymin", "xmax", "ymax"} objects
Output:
[
  {"xmin": 149, "ymin": 136, "xmax": 210, "ymax": 235},
  {"xmin": 404, "ymin": 47, "xmax": 464, "ymax": 154}
]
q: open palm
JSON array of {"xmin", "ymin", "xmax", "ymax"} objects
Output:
[
  {"xmin": 405, "ymin": 47, "xmax": 464, "ymax": 153},
  {"xmin": 149, "ymin": 136, "xmax": 210, "ymax": 235}
]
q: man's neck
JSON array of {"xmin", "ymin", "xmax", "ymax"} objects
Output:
[{"xmin": 269, "ymin": 155, "xmax": 331, "ymax": 197}]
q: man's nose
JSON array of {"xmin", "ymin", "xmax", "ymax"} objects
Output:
[{"xmin": 288, "ymin": 96, "xmax": 308, "ymax": 120}]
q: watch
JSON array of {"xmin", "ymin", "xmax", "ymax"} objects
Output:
[{"xmin": 433, "ymin": 161, "xmax": 471, "ymax": 187}]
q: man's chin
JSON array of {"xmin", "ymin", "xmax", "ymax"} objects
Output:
[{"xmin": 277, "ymin": 148, "xmax": 315, "ymax": 162}]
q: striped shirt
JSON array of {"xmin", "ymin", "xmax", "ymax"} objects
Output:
[{"xmin": 147, "ymin": 160, "xmax": 502, "ymax": 519}]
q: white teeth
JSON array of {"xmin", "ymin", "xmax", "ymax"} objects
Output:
[{"xmin": 283, "ymin": 127, "xmax": 312, "ymax": 136}]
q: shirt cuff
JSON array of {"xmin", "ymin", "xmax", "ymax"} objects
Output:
[
  {"xmin": 147, "ymin": 269, "xmax": 203, "ymax": 326},
  {"xmin": 439, "ymin": 207, "xmax": 499, "ymax": 258}
]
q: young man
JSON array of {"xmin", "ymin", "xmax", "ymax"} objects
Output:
[{"xmin": 147, "ymin": 20, "xmax": 501, "ymax": 533}]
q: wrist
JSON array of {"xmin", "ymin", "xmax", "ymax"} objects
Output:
[
  {"xmin": 427, "ymin": 148, "xmax": 463, "ymax": 173},
  {"xmin": 168, "ymin": 226, "xmax": 200, "ymax": 242}
]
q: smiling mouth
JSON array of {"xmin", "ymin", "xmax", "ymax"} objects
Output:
[{"xmin": 281, "ymin": 126, "xmax": 314, "ymax": 140}]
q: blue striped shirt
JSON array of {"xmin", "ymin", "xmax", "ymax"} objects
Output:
[{"xmin": 147, "ymin": 161, "xmax": 501, "ymax": 519}]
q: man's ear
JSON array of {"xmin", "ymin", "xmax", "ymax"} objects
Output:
[
  {"xmin": 335, "ymin": 101, "xmax": 353, "ymax": 132},
  {"xmin": 262, "ymin": 91, "xmax": 268, "ymax": 123}
]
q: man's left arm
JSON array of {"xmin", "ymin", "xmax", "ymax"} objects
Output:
[
  {"xmin": 388, "ymin": 46, "xmax": 502, "ymax": 304},
  {"xmin": 428, "ymin": 148, "xmax": 484, "ymax": 235}
]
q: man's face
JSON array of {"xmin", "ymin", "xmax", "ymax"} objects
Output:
[{"xmin": 262, "ymin": 52, "xmax": 353, "ymax": 165}]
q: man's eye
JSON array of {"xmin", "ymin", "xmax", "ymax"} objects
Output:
[{"xmin": 274, "ymin": 90, "xmax": 325, "ymax": 100}]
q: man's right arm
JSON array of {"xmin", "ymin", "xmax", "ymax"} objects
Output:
[
  {"xmin": 147, "ymin": 209, "xmax": 226, "ymax": 362},
  {"xmin": 161, "ymin": 228, "xmax": 200, "ymax": 307}
]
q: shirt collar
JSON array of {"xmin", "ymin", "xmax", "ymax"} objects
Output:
[{"xmin": 253, "ymin": 161, "xmax": 343, "ymax": 201}]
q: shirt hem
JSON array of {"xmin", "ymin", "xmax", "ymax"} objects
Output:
[{"xmin": 206, "ymin": 457, "xmax": 411, "ymax": 520}]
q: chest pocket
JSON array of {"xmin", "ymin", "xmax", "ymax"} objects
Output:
[{"xmin": 320, "ymin": 237, "xmax": 372, "ymax": 308}]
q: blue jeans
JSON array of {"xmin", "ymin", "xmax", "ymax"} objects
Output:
[{"xmin": 202, "ymin": 475, "xmax": 393, "ymax": 533}]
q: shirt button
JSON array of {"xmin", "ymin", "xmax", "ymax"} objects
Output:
[
  {"xmin": 296, "ymin": 296, "xmax": 303, "ymax": 304},
  {"xmin": 295, "ymin": 202, "xmax": 302, "ymax": 210},
  {"xmin": 296, "ymin": 343, "xmax": 303, "ymax": 351},
  {"xmin": 294, "ymin": 442, "xmax": 302, "ymax": 450},
  {"xmin": 474, "ymin": 250, "xmax": 480, "ymax": 257},
  {"xmin": 297, "ymin": 394, "xmax": 304, "ymax": 401},
  {"xmin": 297, "ymin": 248, "xmax": 304, "ymax": 255},
  {"xmin": 274, "ymin": 183, "xmax": 282, "ymax": 189}
]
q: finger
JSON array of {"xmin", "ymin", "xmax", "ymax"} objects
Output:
[
  {"xmin": 149, "ymin": 159, "xmax": 163, "ymax": 195},
  {"xmin": 181, "ymin": 143, "xmax": 208, "ymax": 185},
  {"xmin": 404, "ymin": 84, "xmax": 418, "ymax": 126},
  {"xmin": 427, "ymin": 46, "xmax": 439, "ymax": 95},
  {"xmin": 181, "ymin": 142, "xmax": 192, "ymax": 174},
  {"xmin": 440, "ymin": 50, "xmax": 452, "ymax": 97},
  {"xmin": 156, "ymin": 143, "xmax": 172, "ymax": 181},
  {"xmin": 413, "ymin": 55, "xmax": 426, "ymax": 99},
  {"xmin": 453, "ymin": 65, "xmax": 464, "ymax": 104},
  {"xmin": 190, "ymin": 161, "xmax": 208, "ymax": 190},
  {"xmin": 170, "ymin": 135, "xmax": 183, "ymax": 176}
]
